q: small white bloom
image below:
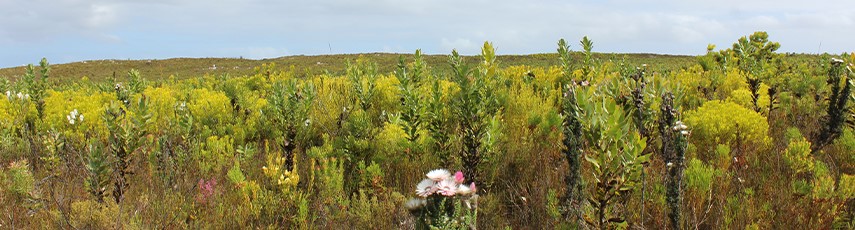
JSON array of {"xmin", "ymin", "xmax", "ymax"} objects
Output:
[
  {"xmin": 456, "ymin": 184, "xmax": 473, "ymax": 195},
  {"xmin": 666, "ymin": 162, "xmax": 674, "ymax": 168},
  {"xmin": 23, "ymin": 94, "xmax": 29, "ymax": 100},
  {"xmin": 404, "ymin": 198, "xmax": 427, "ymax": 211},
  {"xmin": 416, "ymin": 179, "xmax": 436, "ymax": 197},
  {"xmin": 79, "ymin": 114, "xmax": 84, "ymax": 122},
  {"xmin": 16, "ymin": 92, "xmax": 23, "ymax": 99},
  {"xmin": 426, "ymin": 169, "xmax": 451, "ymax": 181},
  {"xmin": 681, "ymin": 130, "xmax": 690, "ymax": 135},
  {"xmin": 69, "ymin": 119, "xmax": 75, "ymax": 125},
  {"xmin": 831, "ymin": 58, "xmax": 845, "ymax": 64}
]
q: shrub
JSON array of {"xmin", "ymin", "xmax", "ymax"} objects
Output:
[
  {"xmin": 187, "ymin": 88, "xmax": 232, "ymax": 135},
  {"xmin": 684, "ymin": 100, "xmax": 770, "ymax": 158}
]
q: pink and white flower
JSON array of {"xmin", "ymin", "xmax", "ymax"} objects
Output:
[
  {"xmin": 426, "ymin": 169, "xmax": 451, "ymax": 181},
  {"xmin": 437, "ymin": 179, "xmax": 458, "ymax": 196},
  {"xmin": 416, "ymin": 179, "xmax": 437, "ymax": 197}
]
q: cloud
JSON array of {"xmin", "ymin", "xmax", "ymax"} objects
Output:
[{"xmin": 2, "ymin": 0, "xmax": 855, "ymax": 67}]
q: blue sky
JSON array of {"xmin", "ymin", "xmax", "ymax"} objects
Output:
[{"xmin": 1, "ymin": 0, "xmax": 854, "ymax": 68}]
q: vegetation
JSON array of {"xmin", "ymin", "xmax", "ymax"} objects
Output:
[{"xmin": 0, "ymin": 32, "xmax": 853, "ymax": 229}]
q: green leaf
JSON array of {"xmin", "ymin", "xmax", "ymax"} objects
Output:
[
  {"xmin": 585, "ymin": 154, "xmax": 601, "ymax": 169},
  {"xmin": 636, "ymin": 153, "xmax": 651, "ymax": 163}
]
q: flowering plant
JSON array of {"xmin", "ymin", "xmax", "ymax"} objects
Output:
[
  {"xmin": 406, "ymin": 169, "xmax": 478, "ymax": 229},
  {"xmin": 416, "ymin": 169, "xmax": 477, "ymax": 198}
]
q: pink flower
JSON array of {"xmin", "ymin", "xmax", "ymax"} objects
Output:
[
  {"xmin": 454, "ymin": 171, "xmax": 465, "ymax": 184},
  {"xmin": 469, "ymin": 182, "xmax": 477, "ymax": 193}
]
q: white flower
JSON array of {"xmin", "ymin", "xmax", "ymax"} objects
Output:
[
  {"xmin": 680, "ymin": 130, "xmax": 690, "ymax": 135},
  {"xmin": 79, "ymin": 114, "xmax": 84, "ymax": 122},
  {"xmin": 832, "ymin": 58, "xmax": 845, "ymax": 64},
  {"xmin": 437, "ymin": 179, "xmax": 458, "ymax": 196},
  {"xmin": 404, "ymin": 198, "xmax": 427, "ymax": 211},
  {"xmin": 16, "ymin": 92, "xmax": 23, "ymax": 99},
  {"xmin": 416, "ymin": 179, "xmax": 436, "ymax": 197},
  {"xmin": 456, "ymin": 184, "xmax": 473, "ymax": 195},
  {"xmin": 426, "ymin": 169, "xmax": 451, "ymax": 181},
  {"xmin": 68, "ymin": 118, "xmax": 75, "ymax": 125}
]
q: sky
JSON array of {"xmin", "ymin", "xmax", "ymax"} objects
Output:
[{"xmin": 1, "ymin": 0, "xmax": 854, "ymax": 68}]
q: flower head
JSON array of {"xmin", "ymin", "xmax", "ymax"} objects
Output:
[
  {"xmin": 426, "ymin": 169, "xmax": 451, "ymax": 181},
  {"xmin": 454, "ymin": 171, "xmax": 465, "ymax": 183},
  {"xmin": 416, "ymin": 179, "xmax": 437, "ymax": 197},
  {"xmin": 456, "ymin": 184, "xmax": 473, "ymax": 195},
  {"xmin": 437, "ymin": 179, "xmax": 458, "ymax": 196}
]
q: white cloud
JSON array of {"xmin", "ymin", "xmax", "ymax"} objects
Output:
[{"xmin": 2, "ymin": 0, "xmax": 855, "ymax": 67}]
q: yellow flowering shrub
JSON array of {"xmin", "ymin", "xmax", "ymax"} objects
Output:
[
  {"xmin": 187, "ymin": 88, "xmax": 232, "ymax": 134},
  {"xmin": 684, "ymin": 100, "xmax": 771, "ymax": 158},
  {"xmin": 782, "ymin": 137, "xmax": 814, "ymax": 174},
  {"xmin": 42, "ymin": 89, "xmax": 114, "ymax": 136},
  {"xmin": 375, "ymin": 122, "xmax": 408, "ymax": 160},
  {"xmin": 261, "ymin": 150, "xmax": 299, "ymax": 195},
  {"xmin": 309, "ymin": 76, "xmax": 350, "ymax": 133},
  {"xmin": 373, "ymin": 74, "xmax": 401, "ymax": 113},
  {"xmin": 141, "ymin": 86, "xmax": 178, "ymax": 132}
]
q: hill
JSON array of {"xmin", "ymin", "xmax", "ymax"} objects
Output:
[{"xmin": 0, "ymin": 52, "xmax": 697, "ymax": 82}]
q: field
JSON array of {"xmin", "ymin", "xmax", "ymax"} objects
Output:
[{"xmin": 0, "ymin": 32, "xmax": 853, "ymax": 229}]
